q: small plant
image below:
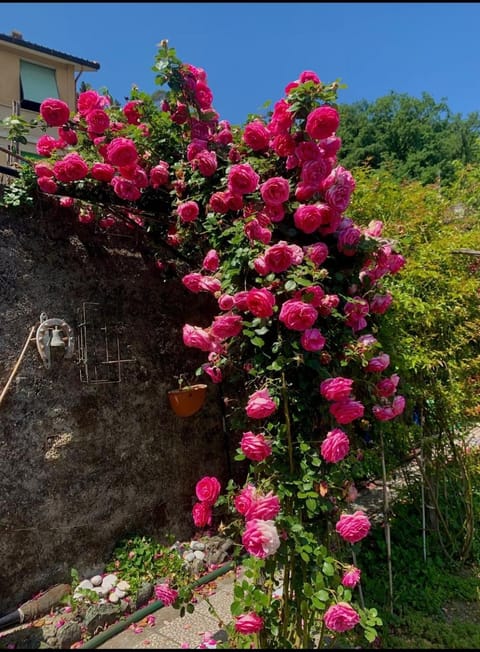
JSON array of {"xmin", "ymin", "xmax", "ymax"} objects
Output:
[{"xmin": 104, "ymin": 534, "xmax": 191, "ymax": 596}]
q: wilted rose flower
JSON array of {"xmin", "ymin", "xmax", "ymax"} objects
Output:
[
  {"xmin": 40, "ymin": 98, "xmax": 70, "ymax": 127},
  {"xmin": 324, "ymin": 602, "xmax": 360, "ymax": 632},
  {"xmin": 335, "ymin": 510, "xmax": 371, "ymax": 543},
  {"xmin": 234, "ymin": 612, "xmax": 264, "ymax": 635},
  {"xmin": 320, "ymin": 428, "xmax": 350, "ymax": 463},
  {"xmin": 154, "ymin": 583, "xmax": 179, "ymax": 607},
  {"xmin": 242, "ymin": 519, "xmax": 280, "ymax": 558},
  {"xmin": 195, "ymin": 476, "xmax": 221, "ymax": 504},
  {"xmin": 341, "ymin": 565, "xmax": 362, "ymax": 589}
]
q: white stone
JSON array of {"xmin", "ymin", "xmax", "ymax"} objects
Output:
[
  {"xmin": 90, "ymin": 575, "xmax": 103, "ymax": 587},
  {"xmin": 183, "ymin": 551, "xmax": 195, "ymax": 562},
  {"xmin": 194, "ymin": 550, "xmax": 205, "ymax": 560},
  {"xmin": 77, "ymin": 579, "xmax": 94, "ymax": 591},
  {"xmin": 108, "ymin": 591, "xmax": 120, "ymax": 603},
  {"xmin": 116, "ymin": 580, "xmax": 130, "ymax": 592},
  {"xmin": 190, "ymin": 541, "xmax": 205, "ymax": 551},
  {"xmin": 113, "ymin": 588, "xmax": 126, "ymax": 599},
  {"xmin": 101, "ymin": 573, "xmax": 118, "ymax": 591}
]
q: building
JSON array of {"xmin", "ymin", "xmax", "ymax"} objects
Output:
[{"xmin": 0, "ymin": 30, "xmax": 99, "ymax": 177}]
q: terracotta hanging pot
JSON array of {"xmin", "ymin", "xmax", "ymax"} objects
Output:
[{"xmin": 167, "ymin": 383, "xmax": 207, "ymax": 417}]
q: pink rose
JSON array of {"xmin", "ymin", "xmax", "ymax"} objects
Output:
[
  {"xmin": 106, "ymin": 137, "xmax": 138, "ymax": 167},
  {"xmin": 335, "ymin": 510, "xmax": 371, "ymax": 543},
  {"xmin": 211, "ymin": 314, "xmax": 243, "ymax": 339},
  {"xmin": 34, "ymin": 162, "xmax": 54, "ymax": 177},
  {"xmin": 320, "ymin": 428, "xmax": 350, "ymax": 463},
  {"xmin": 246, "ymin": 388, "xmax": 277, "ymax": 419},
  {"xmin": 234, "ymin": 612, "xmax": 264, "ymax": 635},
  {"xmin": 246, "ymin": 492, "xmax": 281, "ymax": 521},
  {"xmin": 365, "ymin": 353, "xmax": 390, "ymax": 373},
  {"xmin": 337, "ymin": 226, "xmax": 361, "ymax": 256},
  {"xmin": 279, "ymin": 299, "xmax": 317, "ymax": 331},
  {"xmin": 234, "ymin": 484, "xmax": 256, "ymax": 517},
  {"xmin": 192, "ymin": 150, "xmax": 217, "ymax": 177},
  {"xmin": 37, "ymin": 176, "xmax": 57, "ymax": 194},
  {"xmin": 150, "ymin": 162, "xmax": 170, "ymax": 188},
  {"xmin": 242, "ymin": 120, "xmax": 270, "ymax": 151},
  {"xmin": 324, "ymin": 602, "xmax": 360, "ymax": 633},
  {"xmin": 330, "ymin": 398, "xmax": 365, "ymax": 424},
  {"xmin": 177, "ymin": 200, "xmax": 199, "ymax": 223},
  {"xmin": 40, "ymin": 98, "xmax": 70, "ymax": 127},
  {"xmin": 91, "ymin": 163, "xmax": 115, "ymax": 182},
  {"xmin": 370, "ymin": 293, "xmax": 393, "ymax": 314},
  {"xmin": 305, "ymin": 105, "xmax": 339, "ymax": 140},
  {"xmin": 192, "ymin": 501, "xmax": 212, "ymax": 527},
  {"xmin": 304, "ymin": 242, "xmax": 329, "ymax": 267},
  {"xmin": 111, "ymin": 177, "xmax": 141, "ymax": 201},
  {"xmin": 194, "ymin": 81, "xmax": 213, "ymax": 109},
  {"xmin": 86, "ymin": 108, "xmax": 110, "ymax": 134},
  {"xmin": 154, "ymin": 583, "xmax": 179, "ymax": 606},
  {"xmin": 195, "ymin": 476, "xmax": 221, "ymax": 504},
  {"xmin": 372, "ymin": 395, "xmax": 405, "ymax": 421},
  {"xmin": 260, "ymin": 177, "xmax": 290, "ymax": 206},
  {"xmin": 209, "ymin": 191, "xmax": 230, "ymax": 214},
  {"xmin": 317, "ymin": 294, "xmax": 340, "ymax": 317},
  {"xmin": 240, "ymin": 431, "xmax": 272, "ymax": 462},
  {"xmin": 344, "ymin": 297, "xmax": 369, "ymax": 332},
  {"xmin": 227, "ymin": 163, "xmax": 259, "ymax": 195},
  {"xmin": 293, "ymin": 204, "xmax": 325, "ymax": 234},
  {"xmin": 375, "ymin": 374, "xmax": 400, "ymax": 398},
  {"xmin": 322, "ymin": 166, "xmax": 356, "ymax": 213},
  {"xmin": 300, "ymin": 328, "xmax": 326, "ymax": 352},
  {"xmin": 320, "ymin": 377, "xmax": 354, "ymax": 402},
  {"xmin": 202, "ymin": 364, "xmax": 223, "ymax": 384},
  {"xmin": 182, "ymin": 324, "xmax": 218, "ymax": 352},
  {"xmin": 54, "ymin": 153, "xmax": 89, "ymax": 182},
  {"xmin": 246, "ymin": 288, "xmax": 276, "ymax": 318},
  {"xmin": 242, "ymin": 519, "xmax": 280, "ymax": 558},
  {"xmin": 300, "ymin": 158, "xmax": 333, "ymax": 188},
  {"xmin": 123, "ymin": 100, "xmax": 142, "ymax": 124},
  {"xmin": 77, "ymin": 89, "xmax": 108, "ymax": 116},
  {"xmin": 218, "ymin": 294, "xmax": 235, "ymax": 311},
  {"xmin": 202, "ymin": 249, "xmax": 220, "ymax": 272},
  {"xmin": 58, "ymin": 126, "xmax": 77, "ymax": 146}
]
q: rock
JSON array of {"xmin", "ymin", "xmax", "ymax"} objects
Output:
[
  {"xmin": 101, "ymin": 573, "xmax": 118, "ymax": 592},
  {"xmin": 135, "ymin": 582, "xmax": 154, "ymax": 609},
  {"xmin": 57, "ymin": 620, "xmax": 82, "ymax": 648},
  {"xmin": 76, "ymin": 579, "xmax": 94, "ymax": 591},
  {"xmin": 108, "ymin": 591, "xmax": 120, "ymax": 603},
  {"xmin": 90, "ymin": 574, "xmax": 103, "ymax": 586},
  {"xmin": 113, "ymin": 588, "xmax": 126, "ymax": 599},
  {"xmin": 193, "ymin": 550, "xmax": 205, "ymax": 560},
  {"xmin": 183, "ymin": 551, "xmax": 195, "ymax": 562},
  {"xmin": 116, "ymin": 580, "xmax": 130, "ymax": 592},
  {"xmin": 191, "ymin": 541, "xmax": 205, "ymax": 551},
  {"xmin": 84, "ymin": 603, "xmax": 121, "ymax": 634}
]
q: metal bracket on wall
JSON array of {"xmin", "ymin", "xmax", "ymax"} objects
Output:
[
  {"xmin": 36, "ymin": 313, "xmax": 75, "ymax": 370},
  {"xmin": 75, "ymin": 302, "xmax": 135, "ymax": 384}
]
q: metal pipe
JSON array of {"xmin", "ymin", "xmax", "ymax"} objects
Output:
[{"xmin": 81, "ymin": 559, "xmax": 236, "ymax": 649}]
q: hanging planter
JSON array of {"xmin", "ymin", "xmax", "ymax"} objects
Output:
[{"xmin": 167, "ymin": 383, "xmax": 207, "ymax": 417}]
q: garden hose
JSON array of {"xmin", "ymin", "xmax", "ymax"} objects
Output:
[{"xmin": 81, "ymin": 559, "xmax": 236, "ymax": 649}]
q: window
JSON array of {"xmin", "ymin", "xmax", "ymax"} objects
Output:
[{"xmin": 20, "ymin": 60, "xmax": 59, "ymax": 112}]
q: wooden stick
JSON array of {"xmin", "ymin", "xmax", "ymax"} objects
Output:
[{"xmin": 0, "ymin": 325, "xmax": 36, "ymax": 408}]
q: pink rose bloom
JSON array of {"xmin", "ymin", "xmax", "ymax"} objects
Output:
[
  {"xmin": 202, "ymin": 249, "xmax": 220, "ymax": 272},
  {"xmin": 344, "ymin": 297, "xmax": 370, "ymax": 332},
  {"xmin": 338, "ymin": 226, "xmax": 362, "ymax": 256},
  {"xmin": 388, "ymin": 252, "xmax": 406, "ymax": 274},
  {"xmin": 240, "ymin": 431, "xmax": 272, "ymax": 462},
  {"xmin": 59, "ymin": 196, "xmax": 74, "ymax": 207},
  {"xmin": 254, "ymin": 255, "xmax": 270, "ymax": 276},
  {"xmin": 335, "ymin": 510, "xmax": 371, "ymax": 543},
  {"xmin": 242, "ymin": 120, "xmax": 270, "ymax": 151},
  {"xmin": 218, "ymin": 294, "xmax": 235, "ymax": 311},
  {"xmin": 182, "ymin": 273, "xmax": 221, "ymax": 295},
  {"xmin": 300, "ymin": 158, "xmax": 333, "ymax": 188},
  {"xmin": 320, "ymin": 377, "xmax": 354, "ymax": 402},
  {"xmin": 234, "ymin": 484, "xmax": 257, "ymax": 517},
  {"xmin": 37, "ymin": 176, "xmax": 57, "ymax": 194},
  {"xmin": 366, "ymin": 353, "xmax": 390, "ymax": 373},
  {"xmin": 246, "ymin": 288, "xmax": 276, "ymax": 318},
  {"xmin": 296, "ymin": 141, "xmax": 322, "ymax": 163},
  {"xmin": 35, "ymin": 135, "xmax": 57, "ymax": 157},
  {"xmin": 304, "ymin": 242, "xmax": 329, "ymax": 267},
  {"xmin": 195, "ymin": 476, "xmax": 221, "ymax": 504},
  {"xmin": 300, "ymin": 328, "xmax": 326, "ymax": 352},
  {"xmin": 177, "ymin": 200, "xmax": 199, "ymax": 223},
  {"xmin": 279, "ymin": 299, "xmax": 318, "ymax": 331},
  {"xmin": 40, "ymin": 98, "xmax": 70, "ymax": 127},
  {"xmin": 246, "ymin": 492, "xmax": 281, "ymax": 521},
  {"xmin": 299, "ymin": 70, "xmax": 321, "ymax": 84},
  {"xmin": 91, "ymin": 162, "xmax": 115, "ymax": 182},
  {"xmin": 305, "ymin": 105, "xmax": 339, "ymax": 140},
  {"xmin": 192, "ymin": 501, "xmax": 213, "ymax": 528},
  {"xmin": 242, "ymin": 519, "xmax": 280, "ymax": 559},
  {"xmin": 234, "ymin": 612, "xmax": 264, "ymax": 635},
  {"xmin": 194, "ymin": 81, "xmax": 213, "ymax": 109},
  {"xmin": 58, "ymin": 126, "xmax": 77, "ymax": 146},
  {"xmin": 317, "ymin": 294, "xmax": 340, "ymax": 317},
  {"xmin": 154, "ymin": 583, "xmax": 179, "ymax": 607},
  {"xmin": 111, "ymin": 177, "xmax": 141, "ymax": 201},
  {"xmin": 370, "ymin": 293, "xmax": 393, "ymax": 314},
  {"xmin": 293, "ymin": 204, "xmax": 325, "ymax": 234},
  {"xmin": 260, "ymin": 177, "xmax": 290, "ymax": 206},
  {"xmin": 86, "ymin": 108, "xmax": 110, "ymax": 134},
  {"xmin": 227, "ymin": 163, "xmax": 260, "ymax": 195},
  {"xmin": 375, "ymin": 374, "xmax": 400, "ymax": 398},
  {"xmin": 77, "ymin": 89, "xmax": 107, "ymax": 116},
  {"xmin": 192, "ymin": 150, "xmax": 218, "ymax": 177},
  {"xmin": 150, "ymin": 162, "xmax": 170, "ymax": 188},
  {"xmin": 296, "ymin": 285, "xmax": 325, "ymax": 307},
  {"xmin": 233, "ymin": 291, "xmax": 250, "ymax": 311},
  {"xmin": 203, "ymin": 364, "xmax": 223, "ymax": 384},
  {"xmin": 34, "ymin": 162, "xmax": 54, "ymax": 177},
  {"xmin": 123, "ymin": 99, "xmax": 142, "ymax": 124},
  {"xmin": 106, "ymin": 137, "xmax": 138, "ymax": 167},
  {"xmin": 320, "ymin": 428, "xmax": 350, "ymax": 463},
  {"xmin": 324, "ymin": 602, "xmax": 360, "ymax": 633},
  {"xmin": 364, "ymin": 219, "xmax": 383, "ymax": 238},
  {"xmin": 246, "ymin": 388, "xmax": 277, "ymax": 419},
  {"xmin": 261, "ymin": 204, "xmax": 285, "ymax": 223},
  {"xmin": 330, "ymin": 398, "xmax": 365, "ymax": 424},
  {"xmin": 244, "ymin": 219, "xmax": 272, "ymax": 245},
  {"xmin": 341, "ymin": 566, "xmax": 362, "ymax": 589},
  {"xmin": 322, "ymin": 166, "xmax": 356, "ymax": 213},
  {"xmin": 54, "ymin": 153, "xmax": 89, "ymax": 182},
  {"xmin": 182, "ymin": 324, "xmax": 218, "ymax": 352},
  {"xmin": 211, "ymin": 314, "xmax": 243, "ymax": 339},
  {"xmin": 357, "ymin": 333, "xmax": 378, "ymax": 352},
  {"xmin": 208, "ymin": 191, "xmax": 229, "ymax": 214},
  {"xmin": 372, "ymin": 395, "xmax": 405, "ymax": 421}
]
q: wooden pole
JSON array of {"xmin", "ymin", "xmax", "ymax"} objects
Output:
[{"xmin": 0, "ymin": 326, "xmax": 36, "ymax": 408}]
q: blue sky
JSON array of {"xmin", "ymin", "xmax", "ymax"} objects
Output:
[{"xmin": 2, "ymin": 2, "xmax": 479, "ymax": 125}]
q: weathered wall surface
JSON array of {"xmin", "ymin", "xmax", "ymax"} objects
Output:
[{"xmin": 0, "ymin": 205, "xmax": 238, "ymax": 613}]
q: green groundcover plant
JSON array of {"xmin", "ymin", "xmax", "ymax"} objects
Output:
[{"xmin": 3, "ymin": 41, "xmax": 411, "ymax": 648}]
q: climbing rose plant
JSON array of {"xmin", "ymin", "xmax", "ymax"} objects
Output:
[{"xmin": 11, "ymin": 41, "xmax": 407, "ymax": 648}]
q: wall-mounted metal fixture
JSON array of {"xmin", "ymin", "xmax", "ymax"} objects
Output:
[{"xmin": 36, "ymin": 312, "xmax": 75, "ymax": 369}]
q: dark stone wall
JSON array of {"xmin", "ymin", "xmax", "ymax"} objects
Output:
[{"xmin": 0, "ymin": 205, "xmax": 238, "ymax": 613}]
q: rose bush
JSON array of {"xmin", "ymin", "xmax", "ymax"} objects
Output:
[{"xmin": 5, "ymin": 41, "xmax": 408, "ymax": 648}]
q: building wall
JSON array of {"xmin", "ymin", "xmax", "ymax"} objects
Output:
[{"xmin": 0, "ymin": 41, "xmax": 82, "ymax": 174}]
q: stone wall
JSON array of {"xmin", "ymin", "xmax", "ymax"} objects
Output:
[{"xmin": 0, "ymin": 204, "xmax": 239, "ymax": 613}]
